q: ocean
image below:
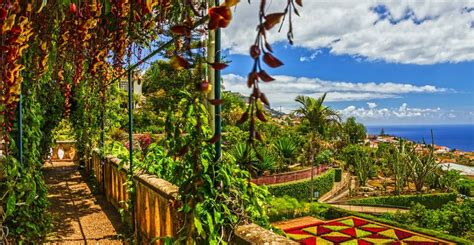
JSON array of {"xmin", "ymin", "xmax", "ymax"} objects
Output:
[{"xmin": 365, "ymin": 124, "xmax": 474, "ymax": 152}]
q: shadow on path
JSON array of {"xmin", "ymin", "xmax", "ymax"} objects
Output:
[{"xmin": 43, "ymin": 161, "xmax": 127, "ymax": 244}]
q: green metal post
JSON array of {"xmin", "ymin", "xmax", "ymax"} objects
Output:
[
  {"xmin": 214, "ymin": 0, "xmax": 222, "ymax": 162},
  {"xmin": 127, "ymin": 70, "xmax": 136, "ymax": 234}
]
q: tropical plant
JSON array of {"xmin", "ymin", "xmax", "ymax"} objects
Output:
[
  {"xmin": 273, "ymin": 137, "xmax": 297, "ymax": 170},
  {"xmin": 341, "ymin": 145, "xmax": 373, "ymax": 186},
  {"xmin": 294, "ymin": 93, "xmax": 341, "ymax": 137},
  {"xmin": 342, "ymin": 117, "xmax": 367, "ymax": 144},
  {"xmin": 406, "ymin": 134, "xmax": 439, "ymax": 192}
]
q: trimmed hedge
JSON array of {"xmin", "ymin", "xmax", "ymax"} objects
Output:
[
  {"xmin": 268, "ymin": 197, "xmax": 471, "ymax": 244},
  {"xmin": 267, "ymin": 169, "xmax": 335, "ymax": 200},
  {"xmin": 346, "ymin": 192, "xmax": 457, "ymax": 209},
  {"xmin": 334, "ymin": 168, "xmax": 342, "ymax": 182}
]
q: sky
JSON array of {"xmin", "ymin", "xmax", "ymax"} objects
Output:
[{"xmin": 220, "ymin": 0, "xmax": 474, "ymax": 125}]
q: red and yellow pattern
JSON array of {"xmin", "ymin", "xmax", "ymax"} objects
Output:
[{"xmin": 283, "ymin": 216, "xmax": 453, "ymax": 245}]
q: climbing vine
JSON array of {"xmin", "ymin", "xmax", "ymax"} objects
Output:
[{"xmin": 0, "ymin": 0, "xmax": 301, "ymax": 242}]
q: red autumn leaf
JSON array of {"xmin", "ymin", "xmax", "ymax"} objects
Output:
[
  {"xmin": 256, "ymin": 109, "xmax": 267, "ymax": 122},
  {"xmin": 170, "ymin": 25, "xmax": 190, "ymax": 36},
  {"xmin": 258, "ymin": 70, "xmax": 275, "ymax": 82},
  {"xmin": 170, "ymin": 55, "xmax": 191, "ymax": 69},
  {"xmin": 208, "ymin": 6, "xmax": 232, "ymax": 30},
  {"xmin": 208, "ymin": 99, "xmax": 224, "ymax": 105},
  {"xmin": 263, "ymin": 12, "xmax": 285, "ymax": 30},
  {"xmin": 263, "ymin": 52, "xmax": 283, "ymax": 68},
  {"xmin": 0, "ymin": 8, "xmax": 7, "ymax": 21},
  {"xmin": 247, "ymin": 71, "xmax": 258, "ymax": 88},
  {"xmin": 209, "ymin": 62, "xmax": 229, "ymax": 70},
  {"xmin": 237, "ymin": 111, "xmax": 249, "ymax": 124},
  {"xmin": 255, "ymin": 131, "xmax": 263, "ymax": 142},
  {"xmin": 296, "ymin": 0, "xmax": 303, "ymax": 7},
  {"xmin": 250, "ymin": 45, "xmax": 260, "ymax": 59},
  {"xmin": 208, "ymin": 133, "xmax": 221, "ymax": 144},
  {"xmin": 260, "ymin": 93, "xmax": 270, "ymax": 106}
]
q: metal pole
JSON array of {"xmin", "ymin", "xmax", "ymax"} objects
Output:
[
  {"xmin": 214, "ymin": 0, "xmax": 222, "ymax": 162},
  {"xmin": 18, "ymin": 85, "xmax": 23, "ymax": 165},
  {"xmin": 127, "ymin": 70, "xmax": 136, "ymax": 234}
]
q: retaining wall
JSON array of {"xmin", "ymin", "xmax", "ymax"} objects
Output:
[
  {"xmin": 88, "ymin": 151, "xmax": 293, "ymax": 244},
  {"xmin": 251, "ymin": 165, "xmax": 328, "ymax": 185}
]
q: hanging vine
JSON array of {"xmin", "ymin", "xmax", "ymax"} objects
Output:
[{"xmin": 0, "ymin": 0, "xmax": 302, "ymax": 242}]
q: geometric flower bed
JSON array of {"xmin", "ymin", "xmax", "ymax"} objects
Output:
[{"xmin": 283, "ymin": 216, "xmax": 452, "ymax": 245}]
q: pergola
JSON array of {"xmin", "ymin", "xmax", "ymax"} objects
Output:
[{"xmin": 0, "ymin": 0, "xmax": 300, "ymax": 243}]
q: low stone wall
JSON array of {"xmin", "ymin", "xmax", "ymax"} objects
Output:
[
  {"xmin": 51, "ymin": 140, "xmax": 77, "ymax": 161},
  {"xmin": 88, "ymin": 152, "xmax": 293, "ymax": 244},
  {"xmin": 252, "ymin": 165, "xmax": 328, "ymax": 185}
]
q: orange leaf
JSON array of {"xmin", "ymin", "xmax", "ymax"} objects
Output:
[
  {"xmin": 263, "ymin": 12, "xmax": 284, "ymax": 30},
  {"xmin": 208, "ymin": 133, "xmax": 221, "ymax": 144},
  {"xmin": 170, "ymin": 55, "xmax": 191, "ymax": 70},
  {"xmin": 209, "ymin": 62, "xmax": 229, "ymax": 70},
  {"xmin": 247, "ymin": 71, "xmax": 258, "ymax": 88},
  {"xmin": 296, "ymin": 0, "xmax": 303, "ymax": 7},
  {"xmin": 225, "ymin": 0, "xmax": 240, "ymax": 7},
  {"xmin": 263, "ymin": 52, "xmax": 283, "ymax": 68},
  {"xmin": 250, "ymin": 45, "xmax": 260, "ymax": 59},
  {"xmin": 256, "ymin": 109, "xmax": 267, "ymax": 122},
  {"xmin": 170, "ymin": 25, "xmax": 190, "ymax": 36},
  {"xmin": 237, "ymin": 111, "xmax": 249, "ymax": 124},
  {"xmin": 257, "ymin": 70, "xmax": 274, "ymax": 82},
  {"xmin": 208, "ymin": 99, "xmax": 224, "ymax": 105},
  {"xmin": 260, "ymin": 93, "xmax": 270, "ymax": 106}
]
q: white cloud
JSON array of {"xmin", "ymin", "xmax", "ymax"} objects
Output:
[
  {"xmin": 223, "ymin": 73, "xmax": 448, "ymax": 109},
  {"xmin": 367, "ymin": 102, "xmax": 378, "ymax": 109},
  {"xmin": 224, "ymin": 1, "xmax": 474, "ymax": 64},
  {"xmin": 338, "ymin": 102, "xmax": 474, "ymax": 124}
]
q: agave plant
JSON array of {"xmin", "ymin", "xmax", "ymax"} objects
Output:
[{"xmin": 273, "ymin": 137, "xmax": 298, "ymax": 171}]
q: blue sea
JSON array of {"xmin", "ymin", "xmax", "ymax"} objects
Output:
[{"xmin": 366, "ymin": 125, "xmax": 474, "ymax": 152}]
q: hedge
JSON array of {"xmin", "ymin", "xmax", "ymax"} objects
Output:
[
  {"xmin": 267, "ymin": 169, "xmax": 335, "ymax": 201},
  {"xmin": 346, "ymin": 192, "xmax": 457, "ymax": 209},
  {"xmin": 268, "ymin": 197, "xmax": 471, "ymax": 245}
]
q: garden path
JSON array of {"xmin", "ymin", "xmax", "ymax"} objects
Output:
[
  {"xmin": 330, "ymin": 204, "xmax": 408, "ymax": 214},
  {"xmin": 42, "ymin": 160, "xmax": 126, "ymax": 244}
]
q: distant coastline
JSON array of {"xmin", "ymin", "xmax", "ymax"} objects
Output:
[{"xmin": 366, "ymin": 124, "xmax": 474, "ymax": 152}]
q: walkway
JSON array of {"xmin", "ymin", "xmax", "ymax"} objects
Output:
[
  {"xmin": 43, "ymin": 160, "xmax": 126, "ymax": 244},
  {"xmin": 330, "ymin": 204, "xmax": 408, "ymax": 214}
]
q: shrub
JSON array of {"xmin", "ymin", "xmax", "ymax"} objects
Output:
[
  {"xmin": 457, "ymin": 178, "xmax": 474, "ymax": 197},
  {"xmin": 346, "ymin": 192, "xmax": 457, "ymax": 209},
  {"xmin": 267, "ymin": 169, "xmax": 335, "ymax": 200},
  {"xmin": 334, "ymin": 168, "xmax": 342, "ymax": 182}
]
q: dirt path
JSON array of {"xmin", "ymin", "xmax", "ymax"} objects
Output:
[
  {"xmin": 272, "ymin": 216, "xmax": 323, "ymax": 230},
  {"xmin": 43, "ymin": 161, "xmax": 126, "ymax": 244}
]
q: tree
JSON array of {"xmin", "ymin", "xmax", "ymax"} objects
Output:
[
  {"xmin": 294, "ymin": 93, "xmax": 341, "ymax": 137},
  {"xmin": 341, "ymin": 145, "xmax": 373, "ymax": 186},
  {"xmin": 343, "ymin": 117, "xmax": 367, "ymax": 144},
  {"xmin": 380, "ymin": 128, "xmax": 386, "ymax": 136}
]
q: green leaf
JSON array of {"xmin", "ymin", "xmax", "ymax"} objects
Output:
[
  {"xmin": 6, "ymin": 192, "xmax": 16, "ymax": 216},
  {"xmin": 37, "ymin": 0, "xmax": 47, "ymax": 13},
  {"xmin": 104, "ymin": 0, "xmax": 111, "ymax": 14},
  {"xmin": 206, "ymin": 212, "xmax": 214, "ymax": 235},
  {"xmin": 194, "ymin": 215, "xmax": 204, "ymax": 236}
]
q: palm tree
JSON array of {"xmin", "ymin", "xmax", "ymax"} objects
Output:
[{"xmin": 294, "ymin": 93, "xmax": 341, "ymax": 137}]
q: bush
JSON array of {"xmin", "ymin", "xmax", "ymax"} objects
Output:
[
  {"xmin": 457, "ymin": 178, "xmax": 474, "ymax": 197},
  {"xmin": 334, "ymin": 168, "xmax": 342, "ymax": 182},
  {"xmin": 267, "ymin": 169, "xmax": 335, "ymax": 200},
  {"xmin": 346, "ymin": 192, "xmax": 457, "ymax": 209}
]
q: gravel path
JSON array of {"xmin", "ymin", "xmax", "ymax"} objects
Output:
[{"xmin": 43, "ymin": 161, "xmax": 126, "ymax": 244}]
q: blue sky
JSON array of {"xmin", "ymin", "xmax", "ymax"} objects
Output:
[{"xmin": 220, "ymin": 1, "xmax": 474, "ymax": 125}]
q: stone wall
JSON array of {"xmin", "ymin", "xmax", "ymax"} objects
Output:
[
  {"xmin": 88, "ymin": 152, "xmax": 295, "ymax": 244},
  {"xmin": 251, "ymin": 165, "xmax": 328, "ymax": 185}
]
